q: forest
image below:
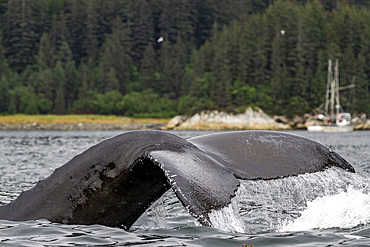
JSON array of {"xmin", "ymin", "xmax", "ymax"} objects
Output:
[{"xmin": 0, "ymin": 0, "xmax": 369, "ymax": 118}]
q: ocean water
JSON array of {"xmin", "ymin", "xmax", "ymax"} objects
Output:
[{"xmin": 0, "ymin": 130, "xmax": 369, "ymax": 246}]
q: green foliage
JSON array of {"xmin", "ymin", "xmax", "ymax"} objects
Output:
[
  {"xmin": 285, "ymin": 96, "xmax": 310, "ymax": 118},
  {"xmin": 0, "ymin": 0, "xmax": 369, "ymax": 117},
  {"xmin": 122, "ymin": 89, "xmax": 177, "ymax": 118},
  {"xmin": 71, "ymin": 90, "xmax": 97, "ymax": 114},
  {"xmin": 91, "ymin": 90, "xmax": 124, "ymax": 115},
  {"xmin": 0, "ymin": 75, "xmax": 10, "ymax": 113},
  {"xmin": 37, "ymin": 98, "xmax": 53, "ymax": 114},
  {"xmin": 9, "ymin": 86, "xmax": 42, "ymax": 114},
  {"xmin": 177, "ymin": 95, "xmax": 216, "ymax": 115}
]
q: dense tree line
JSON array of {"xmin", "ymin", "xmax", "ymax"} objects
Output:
[{"xmin": 0, "ymin": 0, "xmax": 369, "ymax": 117}]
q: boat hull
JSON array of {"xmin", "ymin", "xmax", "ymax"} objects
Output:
[{"xmin": 307, "ymin": 125, "xmax": 354, "ymax": 132}]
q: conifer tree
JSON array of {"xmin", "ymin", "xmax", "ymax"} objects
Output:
[
  {"xmin": 25, "ymin": 95, "xmax": 39, "ymax": 114},
  {"xmin": 53, "ymin": 61, "xmax": 66, "ymax": 114},
  {"xmin": 51, "ymin": 12, "xmax": 69, "ymax": 50},
  {"xmin": 97, "ymin": 25, "xmax": 131, "ymax": 94},
  {"xmin": 122, "ymin": 0, "xmax": 153, "ymax": 66},
  {"xmin": 140, "ymin": 43, "xmax": 157, "ymax": 91},
  {"xmin": 3, "ymin": 0, "xmax": 40, "ymax": 72},
  {"xmin": 94, "ymin": 0, "xmax": 116, "ymax": 47},
  {"xmin": 0, "ymin": 75, "xmax": 10, "ymax": 113},
  {"xmin": 210, "ymin": 25, "xmax": 232, "ymax": 109},
  {"xmin": 159, "ymin": 37, "xmax": 187, "ymax": 99},
  {"xmin": 84, "ymin": 1, "xmax": 98, "ymax": 65},
  {"xmin": 65, "ymin": 0, "xmax": 88, "ymax": 65},
  {"xmin": 57, "ymin": 42, "xmax": 78, "ymax": 110},
  {"xmin": 37, "ymin": 33, "xmax": 57, "ymax": 71},
  {"xmin": 193, "ymin": 0, "xmax": 214, "ymax": 46},
  {"xmin": 0, "ymin": 32, "xmax": 11, "ymax": 80},
  {"xmin": 159, "ymin": 0, "xmax": 195, "ymax": 44},
  {"xmin": 249, "ymin": 14, "xmax": 269, "ymax": 86}
]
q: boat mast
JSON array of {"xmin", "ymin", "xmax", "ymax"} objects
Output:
[
  {"xmin": 325, "ymin": 59, "xmax": 341, "ymax": 120},
  {"xmin": 325, "ymin": 59, "xmax": 331, "ymax": 117},
  {"xmin": 334, "ymin": 59, "xmax": 340, "ymax": 116}
]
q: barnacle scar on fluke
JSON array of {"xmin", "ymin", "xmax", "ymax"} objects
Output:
[{"xmin": 0, "ymin": 130, "xmax": 354, "ymax": 230}]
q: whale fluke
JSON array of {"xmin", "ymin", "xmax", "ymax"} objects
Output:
[
  {"xmin": 0, "ymin": 130, "xmax": 354, "ymax": 230},
  {"xmin": 188, "ymin": 131, "xmax": 354, "ymax": 179}
]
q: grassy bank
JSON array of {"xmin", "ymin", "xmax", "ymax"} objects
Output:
[{"xmin": 0, "ymin": 114, "xmax": 169, "ymax": 125}]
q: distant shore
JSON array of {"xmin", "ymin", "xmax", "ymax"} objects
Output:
[
  {"xmin": 0, "ymin": 122, "xmax": 166, "ymax": 131},
  {"xmin": 1, "ymin": 113, "xmax": 369, "ymax": 131},
  {"xmin": 162, "ymin": 108, "xmax": 370, "ymax": 131},
  {"xmin": 0, "ymin": 115, "xmax": 168, "ymax": 131}
]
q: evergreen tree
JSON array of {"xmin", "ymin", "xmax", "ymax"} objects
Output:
[
  {"xmin": 0, "ymin": 75, "xmax": 10, "ymax": 113},
  {"xmin": 128, "ymin": 0, "xmax": 154, "ymax": 65},
  {"xmin": 140, "ymin": 43, "xmax": 157, "ymax": 90},
  {"xmin": 36, "ymin": 68, "xmax": 54, "ymax": 102},
  {"xmin": 96, "ymin": 26, "xmax": 132, "ymax": 94},
  {"xmin": 37, "ymin": 33, "xmax": 57, "ymax": 71},
  {"xmin": 53, "ymin": 61, "xmax": 66, "ymax": 114},
  {"xmin": 65, "ymin": 0, "xmax": 88, "ymax": 65},
  {"xmin": 0, "ymin": 0, "xmax": 7, "ymax": 25},
  {"xmin": 194, "ymin": 0, "xmax": 214, "ymax": 47},
  {"xmin": 24, "ymin": 94, "xmax": 39, "ymax": 114},
  {"xmin": 0, "ymin": 32, "xmax": 12, "ymax": 80},
  {"xmin": 94, "ymin": 0, "xmax": 116, "ymax": 47},
  {"xmin": 302, "ymin": 0, "xmax": 328, "ymax": 76},
  {"xmin": 159, "ymin": 37, "xmax": 187, "ymax": 99},
  {"xmin": 248, "ymin": 14, "xmax": 269, "ymax": 86},
  {"xmin": 3, "ymin": 0, "xmax": 40, "ymax": 72},
  {"xmin": 77, "ymin": 62, "xmax": 92, "ymax": 101},
  {"xmin": 58, "ymin": 42, "xmax": 78, "ymax": 110},
  {"xmin": 84, "ymin": 1, "xmax": 98, "ymax": 65},
  {"xmin": 51, "ymin": 12, "xmax": 69, "ymax": 50},
  {"xmin": 159, "ymin": 0, "xmax": 195, "ymax": 45},
  {"xmin": 300, "ymin": 0, "xmax": 328, "ymax": 109},
  {"xmin": 209, "ymin": 25, "xmax": 232, "ymax": 109},
  {"xmin": 72, "ymin": 61, "xmax": 95, "ymax": 113}
]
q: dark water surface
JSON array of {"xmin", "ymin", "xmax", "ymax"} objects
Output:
[{"xmin": 0, "ymin": 130, "xmax": 369, "ymax": 246}]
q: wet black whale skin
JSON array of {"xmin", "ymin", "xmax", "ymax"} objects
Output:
[{"xmin": 0, "ymin": 130, "xmax": 354, "ymax": 230}]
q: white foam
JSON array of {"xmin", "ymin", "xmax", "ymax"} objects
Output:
[
  {"xmin": 234, "ymin": 168, "xmax": 370, "ymax": 233},
  {"xmin": 280, "ymin": 186, "xmax": 370, "ymax": 231}
]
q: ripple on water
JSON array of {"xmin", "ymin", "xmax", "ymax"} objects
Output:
[{"xmin": 0, "ymin": 220, "xmax": 144, "ymax": 246}]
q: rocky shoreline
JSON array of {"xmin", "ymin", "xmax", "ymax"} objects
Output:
[
  {"xmin": 163, "ymin": 107, "xmax": 370, "ymax": 131},
  {"xmin": 163, "ymin": 107, "xmax": 291, "ymax": 130},
  {"xmin": 1, "ymin": 109, "xmax": 369, "ymax": 131}
]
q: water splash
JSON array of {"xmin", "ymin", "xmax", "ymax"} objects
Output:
[
  {"xmin": 133, "ymin": 168, "xmax": 369, "ymax": 234},
  {"xmin": 133, "ymin": 196, "xmax": 168, "ymax": 230},
  {"xmin": 234, "ymin": 168, "xmax": 370, "ymax": 233},
  {"xmin": 208, "ymin": 198, "xmax": 246, "ymax": 233},
  {"xmin": 280, "ymin": 186, "xmax": 370, "ymax": 231},
  {"xmin": 132, "ymin": 189, "xmax": 195, "ymax": 231}
]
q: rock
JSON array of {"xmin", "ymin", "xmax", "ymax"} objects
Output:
[
  {"xmin": 354, "ymin": 118, "xmax": 370, "ymax": 130},
  {"xmin": 165, "ymin": 107, "xmax": 291, "ymax": 130},
  {"xmin": 274, "ymin": 115, "xmax": 289, "ymax": 124},
  {"xmin": 163, "ymin": 115, "xmax": 188, "ymax": 130}
]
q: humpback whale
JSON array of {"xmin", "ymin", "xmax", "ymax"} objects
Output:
[{"xmin": 0, "ymin": 130, "xmax": 354, "ymax": 230}]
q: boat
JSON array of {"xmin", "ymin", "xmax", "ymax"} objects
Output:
[{"xmin": 307, "ymin": 59, "xmax": 355, "ymax": 132}]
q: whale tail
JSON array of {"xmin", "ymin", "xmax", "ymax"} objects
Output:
[{"xmin": 0, "ymin": 131, "xmax": 354, "ymax": 229}]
